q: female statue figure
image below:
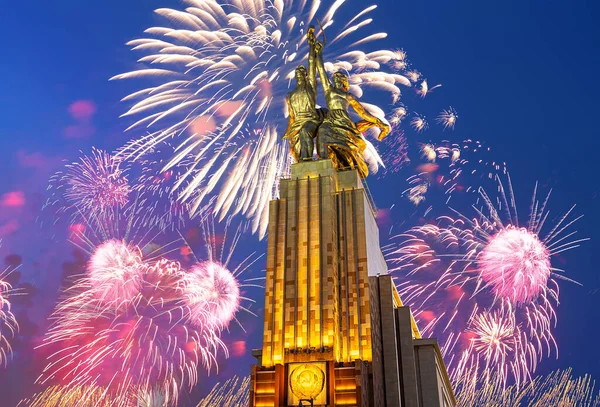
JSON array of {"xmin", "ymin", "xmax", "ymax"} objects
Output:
[
  {"xmin": 314, "ymin": 41, "xmax": 390, "ymax": 178},
  {"xmin": 282, "ymin": 27, "xmax": 323, "ymax": 162}
]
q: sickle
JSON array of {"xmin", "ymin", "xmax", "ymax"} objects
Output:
[{"xmin": 316, "ymin": 18, "xmax": 327, "ymax": 46}]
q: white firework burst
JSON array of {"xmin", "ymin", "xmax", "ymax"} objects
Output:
[{"xmin": 111, "ymin": 0, "xmax": 417, "ymax": 237}]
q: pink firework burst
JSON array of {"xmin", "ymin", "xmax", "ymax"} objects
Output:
[
  {"xmin": 376, "ymin": 127, "xmax": 409, "ymax": 176},
  {"xmin": 38, "ymin": 257, "xmax": 221, "ymax": 407},
  {"xmin": 479, "ymin": 226, "xmax": 551, "ymax": 305},
  {"xmin": 457, "ymin": 176, "xmax": 587, "ymax": 306},
  {"xmin": 35, "ymin": 204, "xmax": 247, "ymax": 406},
  {"xmin": 126, "ymin": 143, "xmax": 197, "ymax": 232},
  {"xmin": 87, "ymin": 239, "xmax": 144, "ymax": 306},
  {"xmin": 177, "ymin": 212, "xmax": 264, "ymax": 338},
  {"xmin": 0, "ymin": 267, "xmax": 19, "ymax": 368},
  {"xmin": 52, "ymin": 148, "xmax": 130, "ymax": 220},
  {"xmin": 469, "ymin": 309, "xmax": 518, "ymax": 364},
  {"xmin": 184, "ymin": 261, "xmax": 240, "ymax": 330},
  {"xmin": 456, "ymin": 303, "xmax": 531, "ymax": 391},
  {"xmin": 386, "ymin": 170, "xmax": 587, "ymax": 394}
]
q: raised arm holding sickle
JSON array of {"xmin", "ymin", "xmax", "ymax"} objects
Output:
[
  {"xmin": 282, "ymin": 26, "xmax": 323, "ymax": 162},
  {"xmin": 313, "ymin": 40, "xmax": 390, "ymax": 178},
  {"xmin": 306, "ymin": 26, "xmax": 318, "ymax": 93}
]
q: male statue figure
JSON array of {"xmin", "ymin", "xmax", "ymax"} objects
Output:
[
  {"xmin": 314, "ymin": 41, "xmax": 390, "ymax": 178},
  {"xmin": 282, "ymin": 27, "xmax": 323, "ymax": 162}
]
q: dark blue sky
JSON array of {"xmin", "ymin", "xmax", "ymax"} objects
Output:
[{"xmin": 0, "ymin": 0, "xmax": 599, "ymax": 404}]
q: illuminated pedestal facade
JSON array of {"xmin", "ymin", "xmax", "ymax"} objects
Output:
[{"xmin": 250, "ymin": 160, "xmax": 455, "ymax": 407}]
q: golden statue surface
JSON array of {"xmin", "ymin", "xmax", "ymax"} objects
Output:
[
  {"xmin": 284, "ymin": 26, "xmax": 391, "ymax": 178},
  {"xmin": 282, "ymin": 27, "xmax": 323, "ymax": 162}
]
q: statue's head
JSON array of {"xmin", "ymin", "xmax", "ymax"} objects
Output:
[
  {"xmin": 333, "ymin": 71, "xmax": 350, "ymax": 91},
  {"xmin": 295, "ymin": 65, "xmax": 308, "ymax": 85}
]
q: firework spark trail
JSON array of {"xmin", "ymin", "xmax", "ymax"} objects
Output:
[
  {"xmin": 86, "ymin": 239, "xmax": 144, "ymax": 307},
  {"xmin": 196, "ymin": 375, "xmax": 250, "ymax": 407},
  {"xmin": 45, "ymin": 148, "xmax": 130, "ymax": 222},
  {"xmin": 417, "ymin": 79, "xmax": 441, "ymax": 98},
  {"xmin": 410, "ymin": 113, "xmax": 428, "ymax": 132},
  {"xmin": 184, "ymin": 261, "xmax": 241, "ymax": 329},
  {"xmin": 36, "ymin": 256, "xmax": 221, "ymax": 407},
  {"xmin": 34, "ymin": 205, "xmax": 254, "ymax": 406},
  {"xmin": 19, "ymin": 385, "xmax": 117, "ymax": 407},
  {"xmin": 19, "ymin": 385, "xmax": 170, "ymax": 407},
  {"xmin": 402, "ymin": 140, "xmax": 496, "ymax": 206},
  {"xmin": 181, "ymin": 212, "xmax": 265, "ymax": 331},
  {"xmin": 387, "ymin": 167, "xmax": 587, "ymax": 394},
  {"xmin": 0, "ymin": 262, "xmax": 19, "ymax": 368},
  {"xmin": 436, "ymin": 106, "xmax": 458, "ymax": 130},
  {"xmin": 457, "ymin": 369, "xmax": 600, "ymax": 406},
  {"xmin": 34, "ymin": 201, "xmax": 263, "ymax": 406},
  {"xmin": 112, "ymin": 0, "xmax": 419, "ymax": 238},
  {"xmin": 128, "ymin": 143, "xmax": 198, "ymax": 231},
  {"xmin": 376, "ymin": 127, "xmax": 409, "ymax": 176}
]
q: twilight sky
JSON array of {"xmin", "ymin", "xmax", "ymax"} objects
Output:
[{"xmin": 0, "ymin": 0, "xmax": 599, "ymax": 405}]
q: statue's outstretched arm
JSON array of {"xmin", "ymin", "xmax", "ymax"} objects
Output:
[
  {"xmin": 307, "ymin": 27, "xmax": 317, "ymax": 93},
  {"xmin": 315, "ymin": 43, "xmax": 332, "ymax": 95},
  {"xmin": 282, "ymin": 96, "xmax": 295, "ymax": 139},
  {"xmin": 348, "ymin": 94, "xmax": 391, "ymax": 140}
]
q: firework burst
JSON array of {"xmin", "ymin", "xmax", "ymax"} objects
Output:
[
  {"xmin": 390, "ymin": 49, "xmax": 408, "ymax": 71},
  {"xmin": 136, "ymin": 387, "xmax": 169, "ymax": 407},
  {"xmin": 387, "ymin": 169, "xmax": 587, "ymax": 393},
  {"xmin": 47, "ymin": 148, "xmax": 130, "ymax": 221},
  {"xmin": 406, "ymin": 70, "xmax": 421, "ymax": 83},
  {"xmin": 0, "ymin": 264, "xmax": 19, "ymax": 368},
  {"xmin": 20, "ymin": 385, "xmax": 117, "ymax": 407},
  {"xmin": 436, "ymin": 106, "xmax": 458, "ymax": 130},
  {"xmin": 35, "ymin": 205, "xmax": 252, "ymax": 406},
  {"xmin": 86, "ymin": 239, "xmax": 144, "ymax": 307},
  {"xmin": 400, "ymin": 141, "xmax": 461, "ymax": 207},
  {"xmin": 411, "ymin": 114, "xmax": 428, "ymax": 132},
  {"xmin": 479, "ymin": 226, "xmax": 551, "ymax": 305},
  {"xmin": 184, "ymin": 261, "xmax": 240, "ymax": 329},
  {"xmin": 400, "ymin": 140, "xmax": 495, "ymax": 207},
  {"xmin": 456, "ymin": 304, "xmax": 533, "ymax": 391},
  {"xmin": 196, "ymin": 375, "xmax": 250, "ymax": 407},
  {"xmin": 403, "ymin": 176, "xmax": 429, "ymax": 205},
  {"xmin": 421, "ymin": 143, "xmax": 437, "ymax": 162},
  {"xmin": 128, "ymin": 143, "xmax": 198, "ymax": 231},
  {"xmin": 112, "ymin": 0, "xmax": 418, "ymax": 238},
  {"xmin": 37, "ymin": 254, "xmax": 221, "ymax": 406},
  {"xmin": 182, "ymin": 212, "xmax": 264, "ymax": 332},
  {"xmin": 388, "ymin": 106, "xmax": 408, "ymax": 126},
  {"xmin": 417, "ymin": 79, "xmax": 441, "ymax": 97},
  {"xmin": 457, "ymin": 369, "xmax": 600, "ymax": 406}
]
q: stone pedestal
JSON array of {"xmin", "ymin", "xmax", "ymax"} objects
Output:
[{"xmin": 250, "ymin": 160, "xmax": 456, "ymax": 407}]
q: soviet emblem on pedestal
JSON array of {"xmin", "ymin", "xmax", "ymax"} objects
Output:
[{"xmin": 289, "ymin": 363, "xmax": 326, "ymax": 406}]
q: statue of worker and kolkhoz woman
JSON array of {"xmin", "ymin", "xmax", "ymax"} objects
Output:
[{"xmin": 282, "ymin": 26, "xmax": 390, "ymax": 179}]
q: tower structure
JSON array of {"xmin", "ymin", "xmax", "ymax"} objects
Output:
[{"xmin": 249, "ymin": 160, "xmax": 456, "ymax": 407}]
